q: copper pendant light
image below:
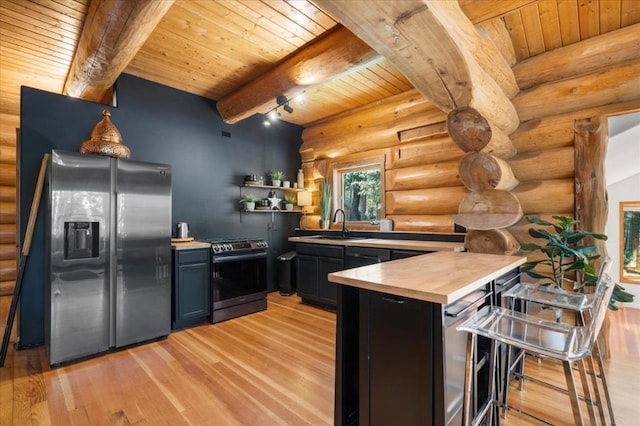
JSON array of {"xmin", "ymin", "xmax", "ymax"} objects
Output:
[{"xmin": 79, "ymin": 109, "xmax": 131, "ymax": 159}]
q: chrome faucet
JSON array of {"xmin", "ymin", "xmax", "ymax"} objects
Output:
[{"xmin": 333, "ymin": 208, "xmax": 349, "ymax": 237}]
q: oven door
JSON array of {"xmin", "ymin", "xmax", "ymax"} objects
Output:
[{"xmin": 211, "ymin": 251, "xmax": 268, "ymax": 310}]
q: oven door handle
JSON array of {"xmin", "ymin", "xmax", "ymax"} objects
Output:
[{"xmin": 212, "ymin": 251, "xmax": 267, "ymax": 263}]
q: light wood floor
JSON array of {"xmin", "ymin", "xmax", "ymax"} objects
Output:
[{"xmin": 0, "ymin": 293, "xmax": 638, "ymax": 425}]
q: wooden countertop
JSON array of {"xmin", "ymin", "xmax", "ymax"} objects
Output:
[
  {"xmin": 288, "ymin": 236, "xmax": 464, "ymax": 252},
  {"xmin": 171, "ymin": 240, "xmax": 211, "ymax": 250},
  {"xmin": 328, "ymin": 251, "xmax": 526, "ymax": 305}
]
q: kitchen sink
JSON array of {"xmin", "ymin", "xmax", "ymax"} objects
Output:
[{"xmin": 306, "ymin": 235, "xmax": 367, "ymax": 241}]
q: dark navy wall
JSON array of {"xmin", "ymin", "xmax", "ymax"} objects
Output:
[{"xmin": 18, "ymin": 74, "xmax": 302, "ymax": 347}]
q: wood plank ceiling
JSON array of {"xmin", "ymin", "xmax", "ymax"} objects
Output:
[{"xmin": 0, "ymin": 0, "xmax": 639, "ymax": 128}]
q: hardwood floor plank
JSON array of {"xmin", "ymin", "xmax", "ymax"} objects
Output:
[{"xmin": 1, "ymin": 293, "xmax": 638, "ymax": 425}]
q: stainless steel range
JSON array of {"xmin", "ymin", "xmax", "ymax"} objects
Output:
[{"xmin": 207, "ymin": 238, "xmax": 269, "ymax": 323}]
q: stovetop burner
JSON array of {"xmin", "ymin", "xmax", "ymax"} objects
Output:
[{"xmin": 206, "ymin": 237, "xmax": 268, "ymax": 254}]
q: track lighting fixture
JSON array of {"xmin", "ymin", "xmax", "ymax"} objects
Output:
[
  {"xmin": 276, "ymin": 95, "xmax": 293, "ymax": 114},
  {"xmin": 263, "ymin": 93, "xmax": 303, "ymax": 126}
]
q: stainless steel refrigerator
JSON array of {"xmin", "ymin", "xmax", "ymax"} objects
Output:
[{"xmin": 45, "ymin": 150, "xmax": 172, "ymax": 365}]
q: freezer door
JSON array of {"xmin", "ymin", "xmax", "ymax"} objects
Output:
[
  {"xmin": 48, "ymin": 150, "xmax": 111, "ymax": 365},
  {"xmin": 115, "ymin": 159, "xmax": 172, "ymax": 347}
]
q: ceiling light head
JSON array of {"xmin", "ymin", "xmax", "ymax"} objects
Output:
[
  {"xmin": 276, "ymin": 95, "xmax": 287, "ymax": 106},
  {"xmin": 294, "ymin": 93, "xmax": 305, "ymax": 105},
  {"xmin": 283, "ymin": 104, "xmax": 293, "ymax": 114},
  {"xmin": 268, "ymin": 110, "xmax": 280, "ymax": 121}
]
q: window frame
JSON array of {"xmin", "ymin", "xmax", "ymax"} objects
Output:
[{"xmin": 329, "ymin": 154, "xmax": 385, "ymax": 224}]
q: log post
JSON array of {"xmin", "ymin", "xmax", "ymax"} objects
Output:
[
  {"xmin": 447, "ymin": 105, "xmax": 522, "ymax": 239},
  {"xmin": 575, "ymin": 117, "xmax": 610, "ymax": 357}
]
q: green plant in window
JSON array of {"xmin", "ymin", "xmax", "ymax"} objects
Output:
[{"xmin": 320, "ymin": 180, "xmax": 332, "ymax": 221}]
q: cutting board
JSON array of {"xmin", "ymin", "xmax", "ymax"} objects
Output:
[{"xmin": 171, "ymin": 237, "xmax": 194, "ymax": 243}]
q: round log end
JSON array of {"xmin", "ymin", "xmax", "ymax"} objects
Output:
[
  {"xmin": 464, "ymin": 229, "xmax": 520, "ymax": 255},
  {"xmin": 459, "ymin": 190, "xmax": 523, "ymax": 215},
  {"xmin": 452, "ymin": 212, "xmax": 523, "ymax": 230},
  {"xmin": 447, "ymin": 107, "xmax": 492, "ymax": 152},
  {"xmin": 458, "ymin": 152, "xmax": 519, "ymax": 191}
]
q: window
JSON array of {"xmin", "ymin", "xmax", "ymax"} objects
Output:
[
  {"xmin": 332, "ymin": 156, "xmax": 384, "ymax": 222},
  {"xmin": 621, "ymin": 201, "xmax": 640, "ymax": 284}
]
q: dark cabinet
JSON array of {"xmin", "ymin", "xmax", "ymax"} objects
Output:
[
  {"xmin": 336, "ymin": 268, "xmax": 521, "ymax": 426},
  {"xmin": 359, "ymin": 291, "xmax": 433, "ymax": 425},
  {"xmin": 345, "ymin": 247, "xmax": 390, "ymax": 268},
  {"xmin": 296, "ymin": 243, "xmax": 344, "ymax": 307},
  {"xmin": 172, "ymin": 248, "xmax": 210, "ymax": 330}
]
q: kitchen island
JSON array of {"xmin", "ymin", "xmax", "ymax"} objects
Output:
[{"xmin": 328, "ymin": 251, "xmax": 526, "ymax": 426}]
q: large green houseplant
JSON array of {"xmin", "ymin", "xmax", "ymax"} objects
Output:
[{"xmin": 520, "ymin": 215, "xmax": 634, "ymax": 310}]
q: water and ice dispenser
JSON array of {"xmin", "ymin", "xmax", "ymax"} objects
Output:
[{"xmin": 64, "ymin": 221, "xmax": 99, "ymax": 260}]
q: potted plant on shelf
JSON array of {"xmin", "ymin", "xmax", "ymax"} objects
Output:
[
  {"xmin": 519, "ymin": 215, "xmax": 634, "ymax": 316},
  {"xmin": 269, "ymin": 171, "xmax": 284, "ymax": 187},
  {"xmin": 320, "ymin": 180, "xmax": 332, "ymax": 229},
  {"xmin": 240, "ymin": 194, "xmax": 258, "ymax": 211},
  {"xmin": 283, "ymin": 195, "xmax": 296, "ymax": 211}
]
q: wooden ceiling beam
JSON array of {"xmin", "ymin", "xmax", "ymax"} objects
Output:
[
  {"xmin": 216, "ymin": 1, "xmax": 523, "ymax": 125},
  {"xmin": 63, "ymin": 0, "xmax": 175, "ymax": 102},
  {"xmin": 314, "ymin": 0, "xmax": 519, "ymax": 133},
  {"xmin": 216, "ymin": 26, "xmax": 380, "ymax": 124}
]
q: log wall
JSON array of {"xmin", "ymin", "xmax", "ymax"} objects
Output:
[
  {"xmin": 0, "ymin": 113, "xmax": 18, "ymax": 296},
  {"xmin": 300, "ymin": 39, "xmax": 640, "ymax": 237}
]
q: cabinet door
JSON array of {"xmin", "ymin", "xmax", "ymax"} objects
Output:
[
  {"xmin": 177, "ymin": 261, "xmax": 210, "ymax": 321},
  {"xmin": 297, "ymin": 254, "xmax": 318, "ymax": 299},
  {"xmin": 318, "ymin": 256, "xmax": 344, "ymax": 304},
  {"xmin": 361, "ymin": 291, "xmax": 433, "ymax": 425}
]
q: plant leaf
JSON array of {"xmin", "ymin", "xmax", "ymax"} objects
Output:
[
  {"xmin": 520, "ymin": 243, "xmax": 542, "ymax": 251},
  {"xmin": 526, "ymin": 216, "xmax": 553, "ymax": 226}
]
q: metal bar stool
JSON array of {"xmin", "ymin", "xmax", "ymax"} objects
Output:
[
  {"xmin": 458, "ymin": 273, "xmax": 615, "ymax": 426},
  {"xmin": 501, "ymin": 257, "xmax": 615, "ymax": 424}
]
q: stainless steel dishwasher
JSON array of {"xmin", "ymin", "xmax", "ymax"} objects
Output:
[{"xmin": 439, "ymin": 287, "xmax": 493, "ymax": 425}]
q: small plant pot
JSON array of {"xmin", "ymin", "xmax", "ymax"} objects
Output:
[
  {"xmin": 285, "ymin": 203, "xmax": 293, "ymax": 211},
  {"xmin": 282, "ymin": 181, "xmax": 290, "ymax": 188},
  {"xmin": 245, "ymin": 202, "xmax": 255, "ymax": 211},
  {"xmin": 272, "ymin": 179, "xmax": 281, "ymax": 187}
]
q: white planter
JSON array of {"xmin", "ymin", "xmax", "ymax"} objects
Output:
[
  {"xmin": 272, "ymin": 179, "xmax": 281, "ymax": 187},
  {"xmin": 245, "ymin": 202, "xmax": 255, "ymax": 211},
  {"xmin": 285, "ymin": 203, "xmax": 293, "ymax": 211},
  {"xmin": 282, "ymin": 180, "xmax": 290, "ymax": 188}
]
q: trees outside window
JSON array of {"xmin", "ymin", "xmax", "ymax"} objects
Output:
[{"xmin": 332, "ymin": 156, "xmax": 384, "ymax": 223}]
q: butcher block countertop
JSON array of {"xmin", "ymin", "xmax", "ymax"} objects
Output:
[
  {"xmin": 171, "ymin": 240, "xmax": 211, "ymax": 250},
  {"xmin": 288, "ymin": 236, "xmax": 464, "ymax": 252},
  {"xmin": 328, "ymin": 251, "xmax": 526, "ymax": 305}
]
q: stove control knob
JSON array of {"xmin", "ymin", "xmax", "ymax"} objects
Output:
[
  {"xmin": 225, "ymin": 243, "xmax": 232, "ymax": 251},
  {"xmin": 212, "ymin": 244, "xmax": 220, "ymax": 253}
]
